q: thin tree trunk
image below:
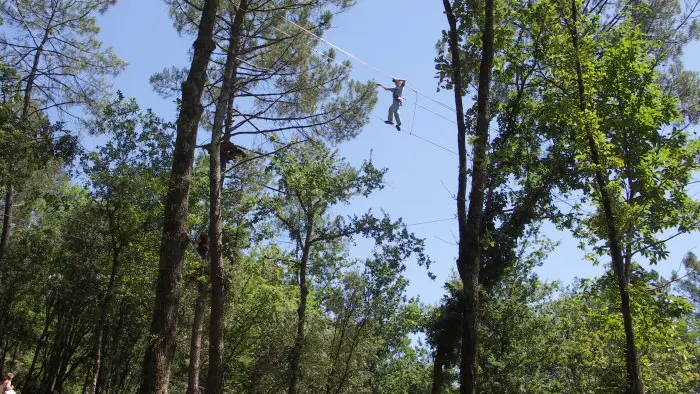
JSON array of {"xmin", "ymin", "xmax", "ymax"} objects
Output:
[
  {"xmin": 325, "ymin": 306, "xmax": 355, "ymax": 394},
  {"xmin": 0, "ymin": 341, "xmax": 8, "ymax": 377},
  {"xmin": 96, "ymin": 329, "xmax": 111, "ymax": 394},
  {"xmin": 186, "ymin": 282, "xmax": 207, "ymax": 394},
  {"xmin": 206, "ymin": 3, "xmax": 249, "ymax": 393},
  {"xmin": 288, "ymin": 218, "xmax": 314, "ymax": 394},
  {"xmin": 88, "ymin": 210, "xmax": 121, "ymax": 394},
  {"xmin": 23, "ymin": 299, "xmax": 54, "ymax": 393},
  {"xmin": 21, "ymin": 9, "xmax": 55, "ymax": 118},
  {"xmin": 103, "ymin": 297, "xmax": 129, "ymax": 394},
  {"xmin": 0, "ymin": 289, "xmax": 15, "ymax": 368},
  {"xmin": 0, "ymin": 5, "xmax": 59, "ymax": 268},
  {"xmin": 618, "ymin": 279, "xmax": 643, "ymax": 393},
  {"xmin": 431, "ymin": 345, "xmax": 446, "ymax": 394},
  {"xmin": 41, "ymin": 315, "xmax": 67, "ymax": 394},
  {"xmin": 443, "ymin": 0, "xmax": 495, "ymax": 393},
  {"xmin": 137, "ymin": 1, "xmax": 219, "ymax": 393},
  {"xmin": 0, "ymin": 9, "xmax": 56, "ymax": 266},
  {"xmin": 332, "ymin": 323, "xmax": 365, "ymax": 394},
  {"xmin": 0, "ymin": 187, "xmax": 14, "ymax": 264},
  {"xmin": 55, "ymin": 311, "xmax": 88, "ymax": 391},
  {"xmin": 567, "ymin": 1, "xmax": 644, "ymax": 393}
]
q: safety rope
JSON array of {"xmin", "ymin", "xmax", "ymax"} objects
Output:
[
  {"xmin": 283, "ymin": 18, "xmax": 458, "ymax": 113},
  {"xmin": 410, "ymin": 91, "xmax": 418, "ymax": 135},
  {"xmin": 238, "ymin": 22, "xmax": 464, "ymax": 157}
]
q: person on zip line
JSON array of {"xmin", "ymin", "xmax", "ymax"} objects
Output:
[{"xmin": 377, "ymin": 78, "xmax": 406, "ymax": 131}]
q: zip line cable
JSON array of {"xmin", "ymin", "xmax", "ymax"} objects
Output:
[
  {"xmin": 284, "ymin": 19, "xmax": 394, "ymax": 79},
  {"xmin": 266, "ymin": 24, "xmax": 460, "ymax": 156},
  {"xmin": 412, "ymin": 101, "xmax": 456, "ymax": 124},
  {"xmin": 410, "ymin": 91, "xmax": 418, "ymax": 135},
  {"xmin": 221, "ymin": 23, "xmax": 485, "ymax": 158},
  {"xmin": 410, "ymin": 133, "xmax": 459, "ymax": 156},
  {"xmin": 367, "ymin": 112, "xmax": 458, "ymax": 156},
  {"xmin": 283, "ymin": 18, "xmax": 459, "ymax": 114},
  {"xmin": 270, "ymin": 23, "xmax": 459, "ymax": 128},
  {"xmin": 280, "ymin": 20, "xmax": 498, "ymax": 137},
  {"xmin": 406, "ymin": 217, "xmax": 457, "ymax": 226}
]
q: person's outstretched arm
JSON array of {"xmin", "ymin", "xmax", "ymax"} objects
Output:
[{"xmin": 376, "ymin": 83, "xmax": 392, "ymax": 91}]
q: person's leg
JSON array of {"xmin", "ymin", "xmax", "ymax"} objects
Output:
[
  {"xmin": 394, "ymin": 103, "xmax": 401, "ymax": 126},
  {"xmin": 387, "ymin": 102, "xmax": 397, "ymax": 123}
]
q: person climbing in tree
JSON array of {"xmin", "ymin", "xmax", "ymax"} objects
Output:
[
  {"xmin": 195, "ymin": 232, "xmax": 209, "ymax": 261},
  {"xmin": 198, "ymin": 139, "xmax": 246, "ymax": 165},
  {"xmin": 377, "ymin": 78, "xmax": 406, "ymax": 131}
]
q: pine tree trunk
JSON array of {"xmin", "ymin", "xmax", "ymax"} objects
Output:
[
  {"xmin": 288, "ymin": 219, "xmax": 314, "ymax": 394},
  {"xmin": 206, "ymin": 3, "xmax": 248, "ymax": 393},
  {"xmin": 186, "ymin": 282, "xmax": 207, "ymax": 394},
  {"xmin": 137, "ymin": 1, "xmax": 219, "ymax": 393},
  {"xmin": 443, "ymin": 0, "xmax": 495, "ymax": 393},
  {"xmin": 0, "ymin": 10, "xmax": 56, "ymax": 267},
  {"xmin": 206, "ymin": 79, "xmax": 226, "ymax": 394},
  {"xmin": 21, "ymin": 10, "xmax": 54, "ymax": 118},
  {"xmin": 568, "ymin": 1, "xmax": 644, "ymax": 392}
]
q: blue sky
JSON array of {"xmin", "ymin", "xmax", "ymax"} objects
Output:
[{"xmin": 95, "ymin": 0, "xmax": 700, "ymax": 304}]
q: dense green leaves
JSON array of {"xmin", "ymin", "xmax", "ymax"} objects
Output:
[
  {"xmin": 0, "ymin": 0, "xmax": 125, "ymax": 116},
  {"xmin": 0, "ymin": 1, "xmax": 699, "ymax": 393}
]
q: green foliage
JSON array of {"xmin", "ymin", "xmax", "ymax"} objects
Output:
[
  {"xmin": 543, "ymin": 269, "xmax": 700, "ymax": 394},
  {"xmin": 3, "ymin": 1, "xmax": 700, "ymax": 393},
  {"xmin": 676, "ymin": 252, "xmax": 700, "ymax": 317},
  {"xmin": 530, "ymin": 1, "xmax": 700, "ymax": 266},
  {"xmin": 251, "ymin": 141, "xmax": 434, "ymax": 392},
  {"xmin": 0, "ymin": 95, "xmax": 173, "ymax": 392},
  {"xmin": 158, "ymin": 0, "xmax": 377, "ymax": 145},
  {"xmin": 0, "ymin": 105, "xmax": 76, "ymax": 186},
  {"xmin": 0, "ymin": 0, "xmax": 125, "ymax": 115},
  {"xmin": 426, "ymin": 230, "xmax": 700, "ymax": 394}
]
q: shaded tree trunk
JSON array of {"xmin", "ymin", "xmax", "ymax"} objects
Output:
[
  {"xmin": 0, "ymin": 288, "xmax": 15, "ymax": 372},
  {"xmin": 22, "ymin": 298, "xmax": 55, "ymax": 393},
  {"xmin": 567, "ymin": 1, "xmax": 644, "ymax": 393},
  {"xmin": 0, "ymin": 187, "xmax": 13, "ymax": 265},
  {"xmin": 40, "ymin": 313, "xmax": 68, "ymax": 394},
  {"xmin": 186, "ymin": 282, "xmax": 207, "ymax": 394},
  {"xmin": 288, "ymin": 217, "xmax": 314, "ymax": 394},
  {"xmin": 137, "ymin": 1, "xmax": 220, "ymax": 393},
  {"xmin": 0, "ymin": 341, "xmax": 8, "ymax": 377},
  {"xmin": 88, "ymin": 210, "xmax": 121, "ymax": 394},
  {"xmin": 332, "ymin": 324, "xmax": 365, "ymax": 394},
  {"xmin": 96, "ymin": 328, "xmax": 111, "ymax": 394},
  {"xmin": 431, "ymin": 344, "xmax": 447, "ymax": 394},
  {"xmin": 325, "ymin": 305, "xmax": 355, "ymax": 394},
  {"xmin": 206, "ymin": 3, "xmax": 249, "ymax": 393},
  {"xmin": 443, "ymin": 0, "xmax": 495, "ymax": 393}
]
